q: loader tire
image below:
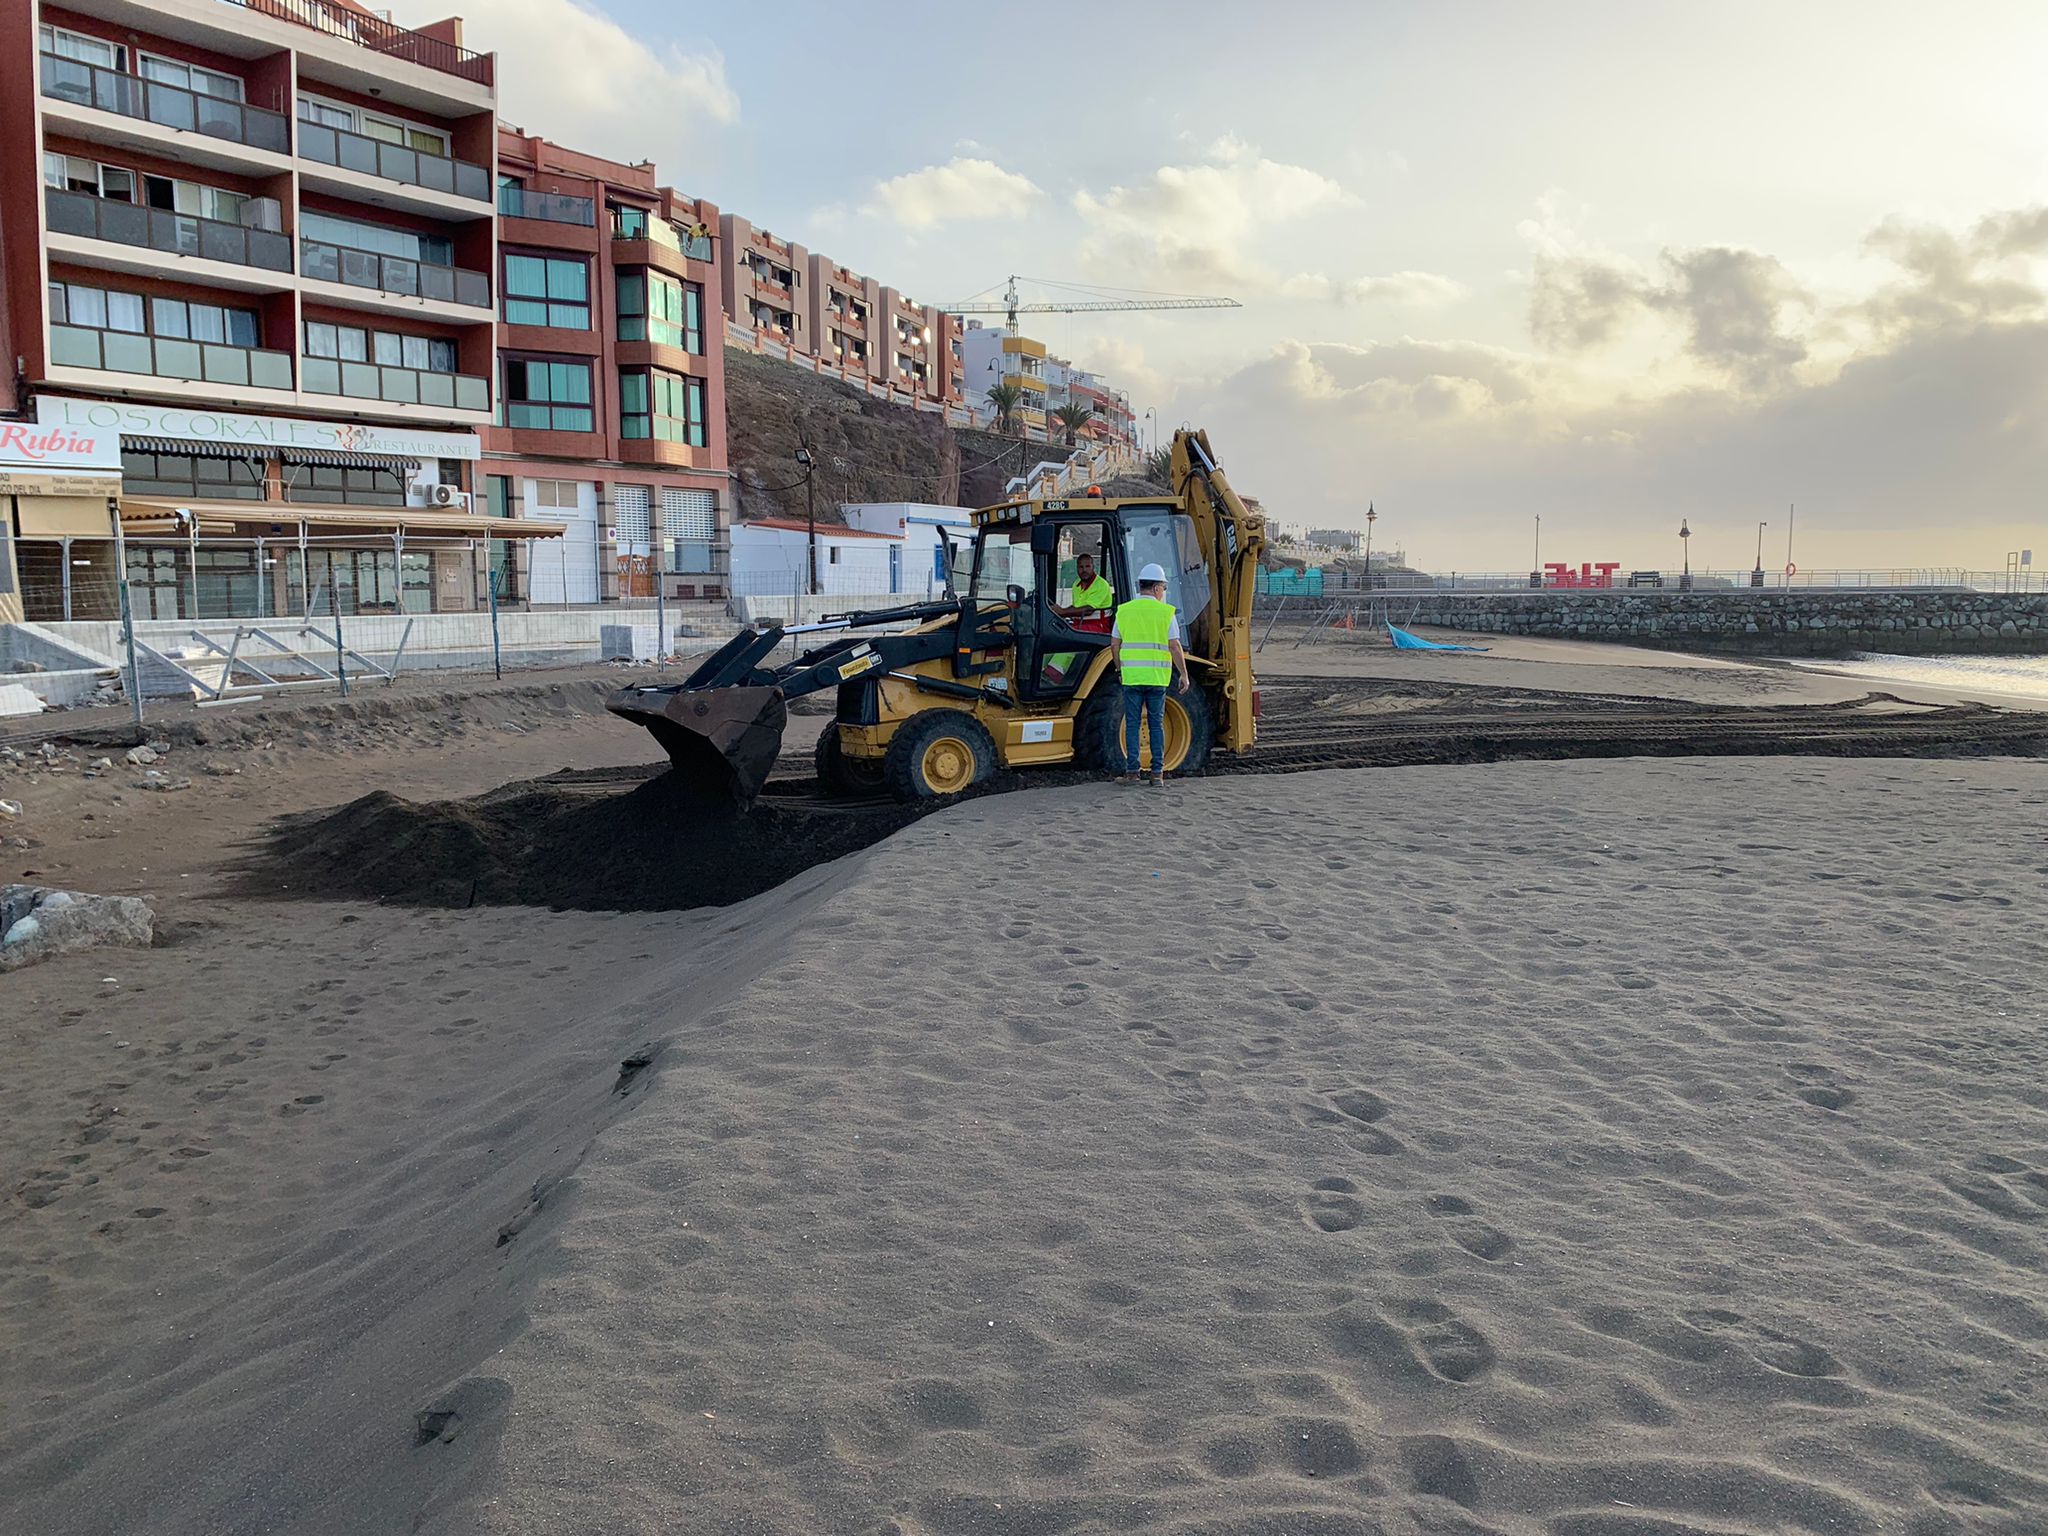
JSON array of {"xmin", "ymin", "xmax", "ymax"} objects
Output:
[
  {"xmin": 884, "ymin": 710, "xmax": 995, "ymax": 802},
  {"xmin": 1077, "ymin": 681, "xmax": 1217, "ymax": 775},
  {"xmin": 814, "ymin": 727, "xmax": 884, "ymax": 797}
]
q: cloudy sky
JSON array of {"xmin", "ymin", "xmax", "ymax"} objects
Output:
[{"xmin": 435, "ymin": 0, "xmax": 2046, "ymax": 572}]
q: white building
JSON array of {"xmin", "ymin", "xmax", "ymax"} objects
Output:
[
  {"xmin": 841, "ymin": 502, "xmax": 969, "ymax": 596},
  {"xmin": 728, "ymin": 517, "xmax": 904, "ymax": 598}
]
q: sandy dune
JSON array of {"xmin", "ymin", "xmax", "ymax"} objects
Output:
[
  {"xmin": 460, "ymin": 759, "xmax": 2043, "ymax": 1535},
  {"xmin": 5, "ymin": 690, "xmax": 2047, "ymax": 1533}
]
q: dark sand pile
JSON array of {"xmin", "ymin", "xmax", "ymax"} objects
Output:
[{"xmin": 243, "ymin": 769, "xmax": 933, "ymax": 911}]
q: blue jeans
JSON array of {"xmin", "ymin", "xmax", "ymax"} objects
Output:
[{"xmin": 1122, "ymin": 684, "xmax": 1166, "ymax": 773}]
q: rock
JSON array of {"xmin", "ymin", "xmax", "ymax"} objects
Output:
[
  {"xmin": 125, "ymin": 745, "xmax": 160, "ymax": 766},
  {"xmin": 0, "ymin": 799, "xmax": 20, "ymax": 818},
  {"xmin": 88, "ymin": 758, "xmax": 112, "ymax": 771},
  {"xmin": 136, "ymin": 775, "xmax": 193, "ymax": 793},
  {"xmin": 1, "ymin": 885, "xmax": 154, "ymax": 973}
]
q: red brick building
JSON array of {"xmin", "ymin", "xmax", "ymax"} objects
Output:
[{"xmin": 485, "ymin": 130, "xmax": 729, "ymax": 602}]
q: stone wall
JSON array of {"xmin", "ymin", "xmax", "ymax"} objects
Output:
[{"xmin": 1394, "ymin": 591, "xmax": 2048, "ymax": 656}]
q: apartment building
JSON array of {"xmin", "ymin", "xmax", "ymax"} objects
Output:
[
  {"xmin": 959, "ymin": 323, "xmax": 1049, "ymax": 432},
  {"xmin": 0, "ymin": 0, "xmax": 568, "ymax": 622},
  {"xmin": 485, "ymin": 130, "xmax": 729, "ymax": 602},
  {"xmin": 1043, "ymin": 357, "xmax": 1138, "ymax": 448},
  {"xmin": 718, "ymin": 212, "xmax": 960, "ymax": 406}
]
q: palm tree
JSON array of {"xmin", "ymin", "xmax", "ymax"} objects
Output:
[
  {"xmin": 1142, "ymin": 445, "xmax": 1173, "ymax": 485},
  {"xmin": 1053, "ymin": 403, "xmax": 1093, "ymax": 447},
  {"xmin": 984, "ymin": 381, "xmax": 1022, "ymax": 435}
]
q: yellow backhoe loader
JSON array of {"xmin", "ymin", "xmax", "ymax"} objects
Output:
[{"xmin": 608, "ymin": 428, "xmax": 1265, "ymax": 801}]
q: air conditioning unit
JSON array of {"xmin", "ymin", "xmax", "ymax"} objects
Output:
[
  {"xmin": 429, "ymin": 484, "xmax": 468, "ymax": 509},
  {"xmin": 240, "ymin": 197, "xmax": 283, "ymax": 233}
]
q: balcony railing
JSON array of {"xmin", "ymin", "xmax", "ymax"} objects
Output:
[
  {"xmin": 500, "ymin": 186, "xmax": 596, "ymax": 226},
  {"xmin": 303, "ymin": 357, "xmax": 488, "ymax": 412},
  {"xmin": 39, "ymin": 53, "xmax": 290, "ymax": 154},
  {"xmin": 610, "ymin": 207, "xmax": 712, "ymax": 259},
  {"xmin": 218, "ymin": 0, "xmax": 492, "ymax": 85},
  {"xmin": 298, "ymin": 121, "xmax": 489, "ymax": 202},
  {"xmin": 300, "ymin": 237, "xmax": 490, "ymax": 308},
  {"xmin": 45, "ymin": 187, "xmax": 292, "ymax": 273},
  {"xmin": 50, "ymin": 325, "xmax": 293, "ymax": 390}
]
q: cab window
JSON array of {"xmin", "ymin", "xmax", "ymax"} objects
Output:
[
  {"xmin": 971, "ymin": 525, "xmax": 1035, "ymax": 600},
  {"xmin": 1053, "ymin": 522, "xmax": 1113, "ymax": 605},
  {"xmin": 1121, "ymin": 507, "xmax": 1209, "ymax": 621}
]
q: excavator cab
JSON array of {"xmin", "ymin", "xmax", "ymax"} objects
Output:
[{"xmin": 607, "ymin": 428, "xmax": 1265, "ymax": 803}]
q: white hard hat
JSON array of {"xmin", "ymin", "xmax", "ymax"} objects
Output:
[{"xmin": 1138, "ymin": 563, "xmax": 1168, "ymax": 584}]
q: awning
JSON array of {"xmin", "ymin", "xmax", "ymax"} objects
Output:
[
  {"xmin": 118, "ymin": 497, "xmax": 567, "ymax": 540},
  {"xmin": 281, "ymin": 448, "xmax": 421, "ymax": 469},
  {"xmin": 11, "ymin": 494, "xmax": 119, "ymax": 538},
  {"xmin": 122, "ymin": 436, "xmax": 263, "ymax": 459}
]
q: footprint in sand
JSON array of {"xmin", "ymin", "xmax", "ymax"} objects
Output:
[
  {"xmin": 1678, "ymin": 1308, "xmax": 1845, "ymax": 1379},
  {"xmin": 1398, "ymin": 1300, "xmax": 1497, "ymax": 1383},
  {"xmin": 1425, "ymin": 1194, "xmax": 1515, "ymax": 1261},
  {"xmin": 1303, "ymin": 1177, "xmax": 1365, "ymax": 1233},
  {"xmin": 1296, "ymin": 1089, "xmax": 1402, "ymax": 1156},
  {"xmin": 1941, "ymin": 1155, "xmax": 2048, "ymax": 1223}
]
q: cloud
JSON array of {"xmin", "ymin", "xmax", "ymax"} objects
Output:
[
  {"xmin": 1520, "ymin": 196, "xmax": 1810, "ymax": 389},
  {"xmin": 1281, "ymin": 271, "xmax": 1467, "ymax": 308},
  {"xmin": 862, "ymin": 157, "xmax": 1043, "ymax": 229},
  {"xmin": 468, "ymin": 0, "xmax": 736, "ymax": 170},
  {"xmin": 1073, "ymin": 140, "xmax": 1351, "ymax": 290}
]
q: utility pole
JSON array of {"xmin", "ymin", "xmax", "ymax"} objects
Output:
[
  {"xmin": 1533, "ymin": 514, "xmax": 1542, "ymax": 585},
  {"xmin": 795, "ymin": 445, "xmax": 817, "ymax": 596},
  {"xmin": 1364, "ymin": 502, "xmax": 1377, "ymax": 589}
]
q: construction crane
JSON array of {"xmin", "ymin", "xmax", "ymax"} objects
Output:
[{"xmin": 943, "ymin": 275, "xmax": 1241, "ymax": 334}]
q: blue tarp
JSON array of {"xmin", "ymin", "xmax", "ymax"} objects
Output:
[{"xmin": 1387, "ymin": 623, "xmax": 1489, "ymax": 653}]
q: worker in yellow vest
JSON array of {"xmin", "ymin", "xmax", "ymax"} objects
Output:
[{"xmin": 1109, "ymin": 562, "xmax": 1189, "ymax": 786}]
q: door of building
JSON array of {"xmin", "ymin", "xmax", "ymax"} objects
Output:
[{"xmin": 527, "ymin": 479, "xmax": 598, "ymax": 604}]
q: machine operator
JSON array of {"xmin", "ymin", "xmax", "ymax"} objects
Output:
[{"xmin": 1053, "ymin": 552, "xmax": 1115, "ymax": 634}]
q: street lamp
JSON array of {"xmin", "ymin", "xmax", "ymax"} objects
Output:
[
  {"xmin": 1753, "ymin": 520, "xmax": 1768, "ymax": 588},
  {"xmin": 794, "ymin": 445, "xmax": 817, "ymax": 596},
  {"xmin": 1144, "ymin": 407, "xmax": 1158, "ymax": 456},
  {"xmin": 1364, "ymin": 502, "xmax": 1377, "ymax": 589},
  {"xmin": 1679, "ymin": 519, "xmax": 1692, "ymax": 591},
  {"xmin": 1532, "ymin": 513, "xmax": 1542, "ymax": 588}
]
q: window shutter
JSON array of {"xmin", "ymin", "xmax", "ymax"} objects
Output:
[
  {"xmin": 614, "ymin": 484, "xmax": 653, "ymax": 544},
  {"xmin": 659, "ymin": 487, "xmax": 714, "ymax": 541}
]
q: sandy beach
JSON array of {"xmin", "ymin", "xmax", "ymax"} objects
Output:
[{"xmin": 4, "ymin": 642, "xmax": 2046, "ymax": 1535}]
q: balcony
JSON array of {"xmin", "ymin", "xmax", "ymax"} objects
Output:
[
  {"xmin": 610, "ymin": 207, "xmax": 710, "ymax": 258},
  {"xmin": 40, "ymin": 54, "xmax": 290, "ymax": 155},
  {"xmin": 303, "ymin": 357, "xmax": 489, "ymax": 413},
  {"xmin": 49, "ymin": 326, "xmax": 293, "ymax": 390},
  {"xmin": 298, "ymin": 122, "xmax": 490, "ymax": 203},
  {"xmin": 45, "ymin": 188, "xmax": 292, "ymax": 275},
  {"xmin": 300, "ymin": 237, "xmax": 491, "ymax": 309},
  {"xmin": 220, "ymin": 0, "xmax": 492, "ymax": 86},
  {"xmin": 501, "ymin": 186, "xmax": 596, "ymax": 226}
]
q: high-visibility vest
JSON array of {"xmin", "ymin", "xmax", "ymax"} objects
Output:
[
  {"xmin": 1071, "ymin": 574, "xmax": 1114, "ymax": 611},
  {"xmin": 1114, "ymin": 596, "xmax": 1175, "ymax": 686}
]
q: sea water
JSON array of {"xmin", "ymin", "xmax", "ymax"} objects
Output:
[{"xmin": 1813, "ymin": 652, "xmax": 2048, "ymax": 703}]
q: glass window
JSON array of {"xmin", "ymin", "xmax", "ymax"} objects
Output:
[
  {"xmin": 503, "ymin": 358, "xmax": 594, "ymax": 432},
  {"xmin": 971, "ymin": 526, "xmax": 1036, "ymax": 601},
  {"xmin": 339, "ymin": 327, "xmax": 368, "ymax": 362},
  {"xmin": 617, "ymin": 369, "xmax": 705, "ymax": 445},
  {"xmin": 107, "ymin": 291, "xmax": 146, "ymax": 333},
  {"xmin": 41, "ymin": 25, "xmax": 123, "ymax": 69},
  {"xmin": 615, "ymin": 272, "xmax": 702, "ymax": 352},
  {"xmin": 189, "ymin": 304, "xmax": 225, "ymax": 343},
  {"xmin": 152, "ymin": 298, "xmax": 189, "ymax": 339},
  {"xmin": 503, "ymin": 253, "xmax": 590, "ymax": 329},
  {"xmin": 360, "ymin": 111, "xmax": 448, "ymax": 155},
  {"xmin": 140, "ymin": 54, "xmax": 244, "ymax": 101},
  {"xmin": 297, "ymin": 95, "xmax": 355, "ymax": 131},
  {"xmin": 300, "ymin": 210, "xmax": 451, "ymax": 266},
  {"xmin": 305, "ymin": 321, "xmax": 337, "ymax": 358},
  {"xmin": 373, "ymin": 331, "xmax": 401, "ymax": 366},
  {"xmin": 401, "ymin": 334, "xmax": 429, "ymax": 370},
  {"xmin": 120, "ymin": 450, "xmax": 264, "ymax": 501},
  {"xmin": 429, "ymin": 338, "xmax": 457, "ymax": 372}
]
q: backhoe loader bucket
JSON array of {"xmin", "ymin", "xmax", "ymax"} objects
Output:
[{"xmin": 606, "ymin": 684, "xmax": 789, "ymax": 803}]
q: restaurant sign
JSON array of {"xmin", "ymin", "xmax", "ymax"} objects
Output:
[
  {"xmin": 35, "ymin": 396, "xmax": 481, "ymax": 462},
  {"xmin": 0, "ymin": 420, "xmax": 122, "ymax": 495}
]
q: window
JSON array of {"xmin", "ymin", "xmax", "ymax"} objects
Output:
[
  {"xmin": 140, "ymin": 53, "xmax": 243, "ymax": 100},
  {"xmin": 619, "ymin": 369, "xmax": 705, "ymax": 446},
  {"xmin": 44, "ymin": 155, "xmax": 134, "ymax": 202},
  {"xmin": 502, "ymin": 358, "xmax": 593, "ymax": 432},
  {"xmin": 611, "ymin": 206, "xmax": 648, "ymax": 239},
  {"xmin": 613, "ymin": 484, "xmax": 653, "ymax": 545},
  {"xmin": 303, "ymin": 321, "xmax": 456, "ymax": 373},
  {"xmin": 530, "ymin": 479, "xmax": 584, "ymax": 509},
  {"xmin": 140, "ymin": 174, "xmax": 244, "ymax": 224},
  {"xmin": 120, "ymin": 450, "xmax": 266, "ymax": 501},
  {"xmin": 617, "ymin": 272, "xmax": 703, "ymax": 353},
  {"xmin": 299, "ymin": 210, "xmax": 451, "ymax": 266},
  {"xmin": 149, "ymin": 296, "xmax": 259, "ymax": 347},
  {"xmin": 51, "ymin": 282, "xmax": 149, "ymax": 335},
  {"xmin": 285, "ymin": 462, "xmax": 408, "ymax": 506},
  {"xmin": 297, "ymin": 93, "xmax": 447, "ymax": 154},
  {"xmin": 40, "ymin": 25, "xmax": 123, "ymax": 69},
  {"xmin": 971, "ymin": 525, "xmax": 1036, "ymax": 601},
  {"xmin": 503, "ymin": 254, "xmax": 589, "ymax": 329}
]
